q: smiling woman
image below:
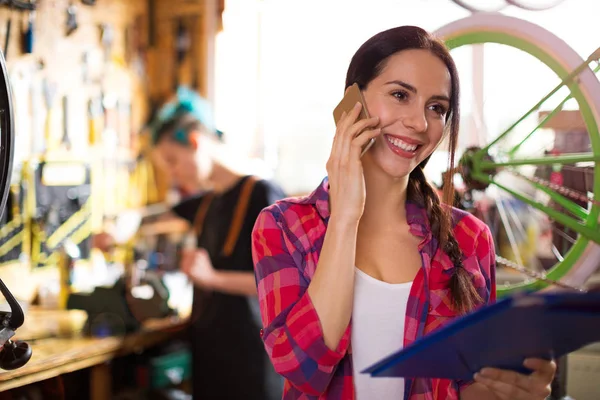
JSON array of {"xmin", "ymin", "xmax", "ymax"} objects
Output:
[
  {"xmin": 357, "ymin": 50, "xmax": 453, "ymax": 190},
  {"xmin": 251, "ymin": 26, "xmax": 556, "ymax": 400}
]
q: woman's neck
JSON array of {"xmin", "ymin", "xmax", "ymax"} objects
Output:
[
  {"xmin": 206, "ymin": 161, "xmax": 244, "ymax": 194},
  {"xmin": 360, "ymin": 159, "xmax": 410, "ymax": 229}
]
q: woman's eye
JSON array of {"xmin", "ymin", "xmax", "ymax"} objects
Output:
[
  {"xmin": 430, "ymin": 104, "xmax": 448, "ymax": 117},
  {"xmin": 392, "ymin": 90, "xmax": 408, "ymax": 101}
]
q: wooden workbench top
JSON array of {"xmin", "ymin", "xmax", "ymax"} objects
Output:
[{"xmin": 0, "ymin": 317, "xmax": 188, "ymax": 392}]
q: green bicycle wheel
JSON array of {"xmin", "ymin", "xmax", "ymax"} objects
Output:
[{"xmin": 435, "ymin": 13, "xmax": 600, "ymax": 296}]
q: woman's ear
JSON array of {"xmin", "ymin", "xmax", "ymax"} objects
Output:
[{"xmin": 188, "ymin": 131, "xmax": 201, "ymax": 151}]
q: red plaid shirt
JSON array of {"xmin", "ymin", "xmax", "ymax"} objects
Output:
[{"xmin": 251, "ymin": 178, "xmax": 496, "ymax": 400}]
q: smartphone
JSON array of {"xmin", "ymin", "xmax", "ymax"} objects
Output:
[{"xmin": 333, "ymin": 83, "xmax": 376, "ymax": 157}]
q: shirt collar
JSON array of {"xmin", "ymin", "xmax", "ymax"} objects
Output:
[{"xmin": 298, "ymin": 177, "xmax": 432, "ymax": 241}]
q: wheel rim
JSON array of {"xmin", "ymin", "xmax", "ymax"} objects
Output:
[{"xmin": 436, "ymin": 15, "xmax": 600, "ymax": 296}]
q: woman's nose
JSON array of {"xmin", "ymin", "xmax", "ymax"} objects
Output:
[{"xmin": 402, "ymin": 106, "xmax": 428, "ymax": 133}]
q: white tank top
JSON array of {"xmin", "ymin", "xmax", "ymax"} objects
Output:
[{"xmin": 351, "ymin": 267, "xmax": 412, "ymax": 400}]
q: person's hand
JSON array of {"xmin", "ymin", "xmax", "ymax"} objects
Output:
[
  {"xmin": 474, "ymin": 358, "xmax": 556, "ymax": 399},
  {"xmin": 327, "ymin": 100, "xmax": 380, "ymax": 223},
  {"xmin": 181, "ymin": 248, "xmax": 216, "ymax": 289}
]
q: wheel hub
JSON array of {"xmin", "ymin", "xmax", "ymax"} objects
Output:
[{"xmin": 459, "ymin": 146, "xmax": 497, "ymax": 191}]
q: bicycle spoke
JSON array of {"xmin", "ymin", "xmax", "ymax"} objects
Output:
[
  {"xmin": 557, "ymin": 164, "xmax": 595, "ymax": 173},
  {"xmin": 473, "ymin": 173, "xmax": 600, "ymax": 243},
  {"xmin": 524, "ymin": 204, "xmax": 569, "ymax": 263},
  {"xmin": 505, "ymin": 197, "xmax": 527, "ymax": 239},
  {"xmin": 480, "ymin": 48, "xmax": 600, "ymax": 154},
  {"xmin": 552, "ymin": 225, "xmax": 577, "ymax": 245},
  {"xmin": 522, "ymin": 142, "xmax": 560, "ymax": 158},
  {"xmin": 496, "ymin": 197, "xmax": 526, "ymax": 268},
  {"xmin": 510, "ymin": 171, "xmax": 589, "ymax": 220},
  {"xmin": 509, "ymin": 62, "xmax": 600, "ymax": 156},
  {"xmin": 508, "ymin": 95, "xmax": 570, "ymax": 156},
  {"xmin": 552, "ymin": 245, "xmax": 564, "ymax": 262}
]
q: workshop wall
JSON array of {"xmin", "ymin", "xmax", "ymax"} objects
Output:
[
  {"xmin": 7, "ymin": 0, "xmax": 147, "ymax": 158},
  {"xmin": 0, "ymin": 0, "xmax": 223, "ymax": 302}
]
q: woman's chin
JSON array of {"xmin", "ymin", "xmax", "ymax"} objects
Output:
[{"xmin": 368, "ymin": 153, "xmax": 418, "ymax": 180}]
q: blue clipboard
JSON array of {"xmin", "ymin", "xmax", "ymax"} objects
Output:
[{"xmin": 363, "ymin": 291, "xmax": 600, "ymax": 381}]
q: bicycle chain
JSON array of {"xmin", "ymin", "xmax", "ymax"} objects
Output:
[
  {"xmin": 492, "ymin": 168, "xmax": 596, "ymax": 292},
  {"xmin": 510, "ymin": 168, "xmax": 600, "ymax": 208},
  {"xmin": 495, "ymin": 255, "xmax": 586, "ymax": 292}
]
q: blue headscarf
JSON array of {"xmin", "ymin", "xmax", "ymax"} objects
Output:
[{"xmin": 150, "ymin": 86, "xmax": 223, "ymax": 145}]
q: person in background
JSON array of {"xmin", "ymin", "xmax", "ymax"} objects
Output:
[
  {"xmin": 151, "ymin": 87, "xmax": 285, "ymax": 400},
  {"xmin": 251, "ymin": 26, "xmax": 555, "ymax": 399}
]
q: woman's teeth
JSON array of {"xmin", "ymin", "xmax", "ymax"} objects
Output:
[{"xmin": 386, "ymin": 136, "xmax": 418, "ymax": 152}]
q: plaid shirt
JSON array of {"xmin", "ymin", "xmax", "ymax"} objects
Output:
[{"xmin": 251, "ymin": 178, "xmax": 496, "ymax": 400}]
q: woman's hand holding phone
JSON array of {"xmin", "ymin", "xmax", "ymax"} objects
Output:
[{"xmin": 327, "ymin": 101, "xmax": 380, "ymax": 223}]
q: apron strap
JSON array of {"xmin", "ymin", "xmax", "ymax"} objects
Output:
[
  {"xmin": 222, "ymin": 176, "xmax": 257, "ymax": 257},
  {"xmin": 192, "ymin": 192, "xmax": 215, "ymax": 237},
  {"xmin": 191, "ymin": 176, "xmax": 258, "ymax": 258}
]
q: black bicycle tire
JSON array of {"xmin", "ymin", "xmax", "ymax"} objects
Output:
[{"xmin": 0, "ymin": 50, "xmax": 15, "ymax": 225}]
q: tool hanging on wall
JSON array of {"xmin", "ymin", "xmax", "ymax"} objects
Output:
[
  {"xmin": 21, "ymin": 10, "xmax": 34, "ymax": 54},
  {"xmin": 65, "ymin": 2, "xmax": 78, "ymax": 36},
  {"xmin": 124, "ymin": 15, "xmax": 146, "ymax": 79},
  {"xmin": 116, "ymin": 98, "xmax": 132, "ymax": 149},
  {"xmin": 61, "ymin": 95, "xmax": 71, "ymax": 150},
  {"xmin": 4, "ymin": 9, "xmax": 13, "ymax": 59},
  {"xmin": 81, "ymin": 51, "xmax": 90, "ymax": 83},
  {"xmin": 190, "ymin": 16, "xmax": 200, "ymax": 90},
  {"xmin": 42, "ymin": 78, "xmax": 57, "ymax": 153},
  {"xmin": 24, "ymin": 80, "xmax": 93, "ymax": 269},
  {"xmin": 99, "ymin": 90, "xmax": 120, "ymax": 217},
  {"xmin": 0, "ymin": 0, "xmax": 37, "ymax": 57},
  {"xmin": 99, "ymin": 23, "xmax": 114, "ymax": 63},
  {"xmin": 0, "ymin": 0, "xmax": 37, "ymax": 59},
  {"xmin": 87, "ymin": 96, "xmax": 102, "ymax": 146},
  {"xmin": 0, "ymin": 0, "xmax": 37, "ymax": 58},
  {"xmin": 0, "ymin": 1, "xmax": 36, "ymax": 10},
  {"xmin": 173, "ymin": 18, "xmax": 190, "ymax": 91},
  {"xmin": 101, "ymin": 91, "xmax": 118, "ymax": 146},
  {"xmin": 87, "ymin": 95, "xmax": 104, "ymax": 232},
  {"xmin": 27, "ymin": 62, "xmax": 44, "ymax": 155}
]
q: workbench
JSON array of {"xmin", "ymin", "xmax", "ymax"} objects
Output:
[{"xmin": 0, "ymin": 316, "xmax": 188, "ymax": 399}]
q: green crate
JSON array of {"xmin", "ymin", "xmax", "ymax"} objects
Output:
[{"xmin": 149, "ymin": 350, "xmax": 192, "ymax": 388}]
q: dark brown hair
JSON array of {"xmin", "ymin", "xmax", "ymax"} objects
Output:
[{"xmin": 346, "ymin": 26, "xmax": 481, "ymax": 314}]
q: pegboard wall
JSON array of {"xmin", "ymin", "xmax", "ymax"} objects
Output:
[
  {"xmin": 6, "ymin": 0, "xmax": 148, "ymax": 167},
  {"xmin": 0, "ymin": 0, "xmax": 223, "ymax": 300},
  {"xmin": 4, "ymin": 0, "xmax": 223, "ymax": 189}
]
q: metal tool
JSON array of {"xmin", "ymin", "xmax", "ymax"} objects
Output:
[{"xmin": 0, "ymin": 279, "xmax": 32, "ymax": 370}]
